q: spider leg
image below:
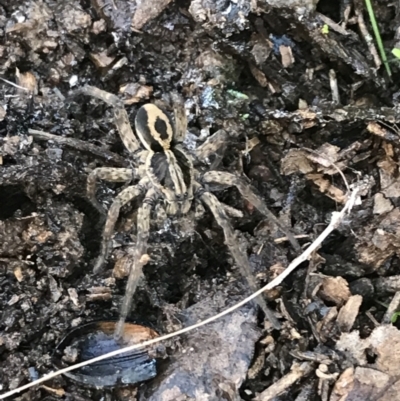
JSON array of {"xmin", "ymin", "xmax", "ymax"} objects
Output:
[
  {"xmin": 202, "ymin": 171, "xmax": 301, "ymax": 252},
  {"xmin": 198, "ymin": 187, "xmax": 281, "ymax": 329},
  {"xmin": 114, "ymin": 188, "xmax": 157, "ymax": 339},
  {"xmin": 94, "ymin": 183, "xmax": 146, "ymax": 273},
  {"xmin": 87, "ymin": 167, "xmax": 137, "ymax": 214},
  {"xmin": 81, "ymin": 85, "xmax": 141, "ymax": 154}
]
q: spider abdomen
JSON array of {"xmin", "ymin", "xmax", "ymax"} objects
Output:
[{"xmin": 135, "ymin": 104, "xmax": 174, "ymax": 152}]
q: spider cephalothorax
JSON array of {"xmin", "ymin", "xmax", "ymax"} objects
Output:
[{"xmin": 82, "ymin": 85, "xmax": 300, "ymax": 337}]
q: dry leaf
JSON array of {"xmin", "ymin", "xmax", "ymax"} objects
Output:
[
  {"xmin": 373, "ymin": 193, "xmax": 393, "ymax": 215},
  {"xmin": 319, "ymin": 276, "xmax": 351, "ymax": 306},
  {"xmin": 281, "ymin": 149, "xmax": 314, "ymax": 175},
  {"xmin": 305, "ymin": 173, "xmax": 347, "ymax": 203}
]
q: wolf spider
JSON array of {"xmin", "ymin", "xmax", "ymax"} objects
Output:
[{"xmin": 81, "ymin": 86, "xmax": 300, "ymax": 336}]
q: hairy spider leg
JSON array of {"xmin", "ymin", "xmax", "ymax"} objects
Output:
[
  {"xmin": 82, "ymin": 85, "xmax": 141, "ymax": 153},
  {"xmin": 198, "ymin": 187, "xmax": 281, "ymax": 329},
  {"xmin": 87, "ymin": 167, "xmax": 136, "ymax": 214},
  {"xmin": 93, "ymin": 183, "xmax": 146, "ymax": 273},
  {"xmin": 114, "ymin": 188, "xmax": 157, "ymax": 339},
  {"xmin": 202, "ymin": 171, "xmax": 301, "ymax": 252}
]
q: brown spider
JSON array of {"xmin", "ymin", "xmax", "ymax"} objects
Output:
[{"xmin": 81, "ymin": 86, "xmax": 300, "ymax": 337}]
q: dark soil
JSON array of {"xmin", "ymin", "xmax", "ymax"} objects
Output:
[{"xmin": 2, "ymin": 1, "xmax": 400, "ymax": 400}]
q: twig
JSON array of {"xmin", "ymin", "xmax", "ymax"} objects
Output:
[
  {"xmin": 329, "ymin": 69, "xmax": 340, "ymax": 104},
  {"xmin": 303, "ymin": 147, "xmax": 350, "ymax": 192},
  {"xmin": 317, "ymin": 13, "xmax": 354, "ymax": 37},
  {"xmin": 365, "ymin": 310, "xmax": 380, "ymax": 327},
  {"xmin": 28, "ymin": 129, "xmax": 125, "ymax": 165},
  {"xmin": 340, "ymin": 0, "xmax": 352, "ymax": 28},
  {"xmin": 364, "ymin": 0, "xmax": 391, "ymax": 77},
  {"xmin": 355, "ymin": 5, "xmax": 382, "ymax": 70},
  {"xmin": 0, "ymin": 188, "xmax": 360, "ymax": 400},
  {"xmin": 274, "ymin": 234, "xmax": 310, "ymax": 245},
  {"xmin": 0, "ymin": 76, "xmax": 29, "ymax": 91},
  {"xmin": 256, "ymin": 362, "xmax": 314, "ymax": 401}
]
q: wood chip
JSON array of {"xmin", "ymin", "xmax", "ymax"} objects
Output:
[
  {"xmin": 0, "ymin": 105, "xmax": 6, "ymax": 121},
  {"xmin": 280, "ymin": 45, "xmax": 294, "ymax": 68},
  {"xmin": 373, "ymin": 193, "xmax": 393, "ymax": 215},
  {"xmin": 319, "ymin": 276, "xmax": 351, "ymax": 306},
  {"xmin": 257, "ymin": 362, "xmax": 314, "ymax": 401},
  {"xmin": 337, "ymin": 295, "xmax": 363, "ymax": 332},
  {"xmin": 14, "ymin": 266, "xmax": 23, "ymax": 282},
  {"xmin": 89, "ymin": 51, "xmax": 116, "ymax": 68},
  {"xmin": 249, "ymin": 64, "xmax": 269, "ymax": 87},
  {"xmin": 131, "ymin": 0, "xmax": 173, "ymax": 31}
]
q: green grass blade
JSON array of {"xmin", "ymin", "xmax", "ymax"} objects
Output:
[{"xmin": 365, "ymin": 0, "xmax": 391, "ymax": 77}]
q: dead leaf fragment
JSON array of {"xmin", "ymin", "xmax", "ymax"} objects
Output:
[
  {"xmin": 0, "ymin": 105, "xmax": 6, "ymax": 121},
  {"xmin": 131, "ymin": 0, "xmax": 173, "ymax": 31},
  {"xmin": 367, "ymin": 121, "xmax": 399, "ymax": 142},
  {"xmin": 92, "ymin": 19, "xmax": 106, "ymax": 34},
  {"xmin": 319, "ymin": 276, "xmax": 351, "ymax": 306},
  {"xmin": 316, "ymin": 306, "xmax": 338, "ymax": 343},
  {"xmin": 306, "ymin": 173, "xmax": 347, "ymax": 203},
  {"xmin": 369, "ymin": 325, "xmax": 400, "ymax": 376},
  {"xmin": 378, "ymin": 156, "xmax": 400, "ymax": 198},
  {"xmin": 14, "ymin": 267, "xmax": 23, "ymax": 282},
  {"xmin": 330, "ymin": 367, "xmax": 392, "ymax": 401},
  {"xmin": 336, "ymin": 331, "xmax": 368, "ymax": 365},
  {"xmin": 306, "ymin": 143, "xmax": 341, "ymax": 169},
  {"xmin": 250, "ymin": 37, "xmax": 273, "ymax": 65},
  {"xmin": 68, "ymin": 288, "xmax": 79, "ymax": 307},
  {"xmin": 355, "ymin": 207, "xmax": 400, "ymax": 267},
  {"xmin": 113, "ymin": 254, "xmax": 130, "ymax": 279},
  {"xmin": 120, "ymin": 83, "xmax": 153, "ymax": 105},
  {"xmin": 329, "ymin": 367, "xmax": 354, "ymax": 401},
  {"xmin": 281, "ymin": 149, "xmax": 314, "ymax": 175},
  {"xmin": 373, "ymin": 193, "xmax": 393, "ymax": 215},
  {"xmin": 15, "ymin": 68, "xmax": 37, "ymax": 94},
  {"xmin": 337, "ymin": 325, "xmax": 400, "ymax": 380},
  {"xmin": 337, "ymin": 295, "xmax": 362, "ymax": 332},
  {"xmin": 89, "ymin": 51, "xmax": 116, "ymax": 68},
  {"xmin": 249, "ymin": 64, "xmax": 268, "ymax": 87}
]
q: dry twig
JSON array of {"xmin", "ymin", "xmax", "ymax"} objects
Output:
[
  {"xmin": 355, "ymin": 5, "xmax": 381, "ymax": 70},
  {"xmin": 256, "ymin": 362, "xmax": 314, "ymax": 401},
  {"xmin": 329, "ymin": 69, "xmax": 340, "ymax": 105},
  {"xmin": 28, "ymin": 129, "xmax": 125, "ymax": 165}
]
